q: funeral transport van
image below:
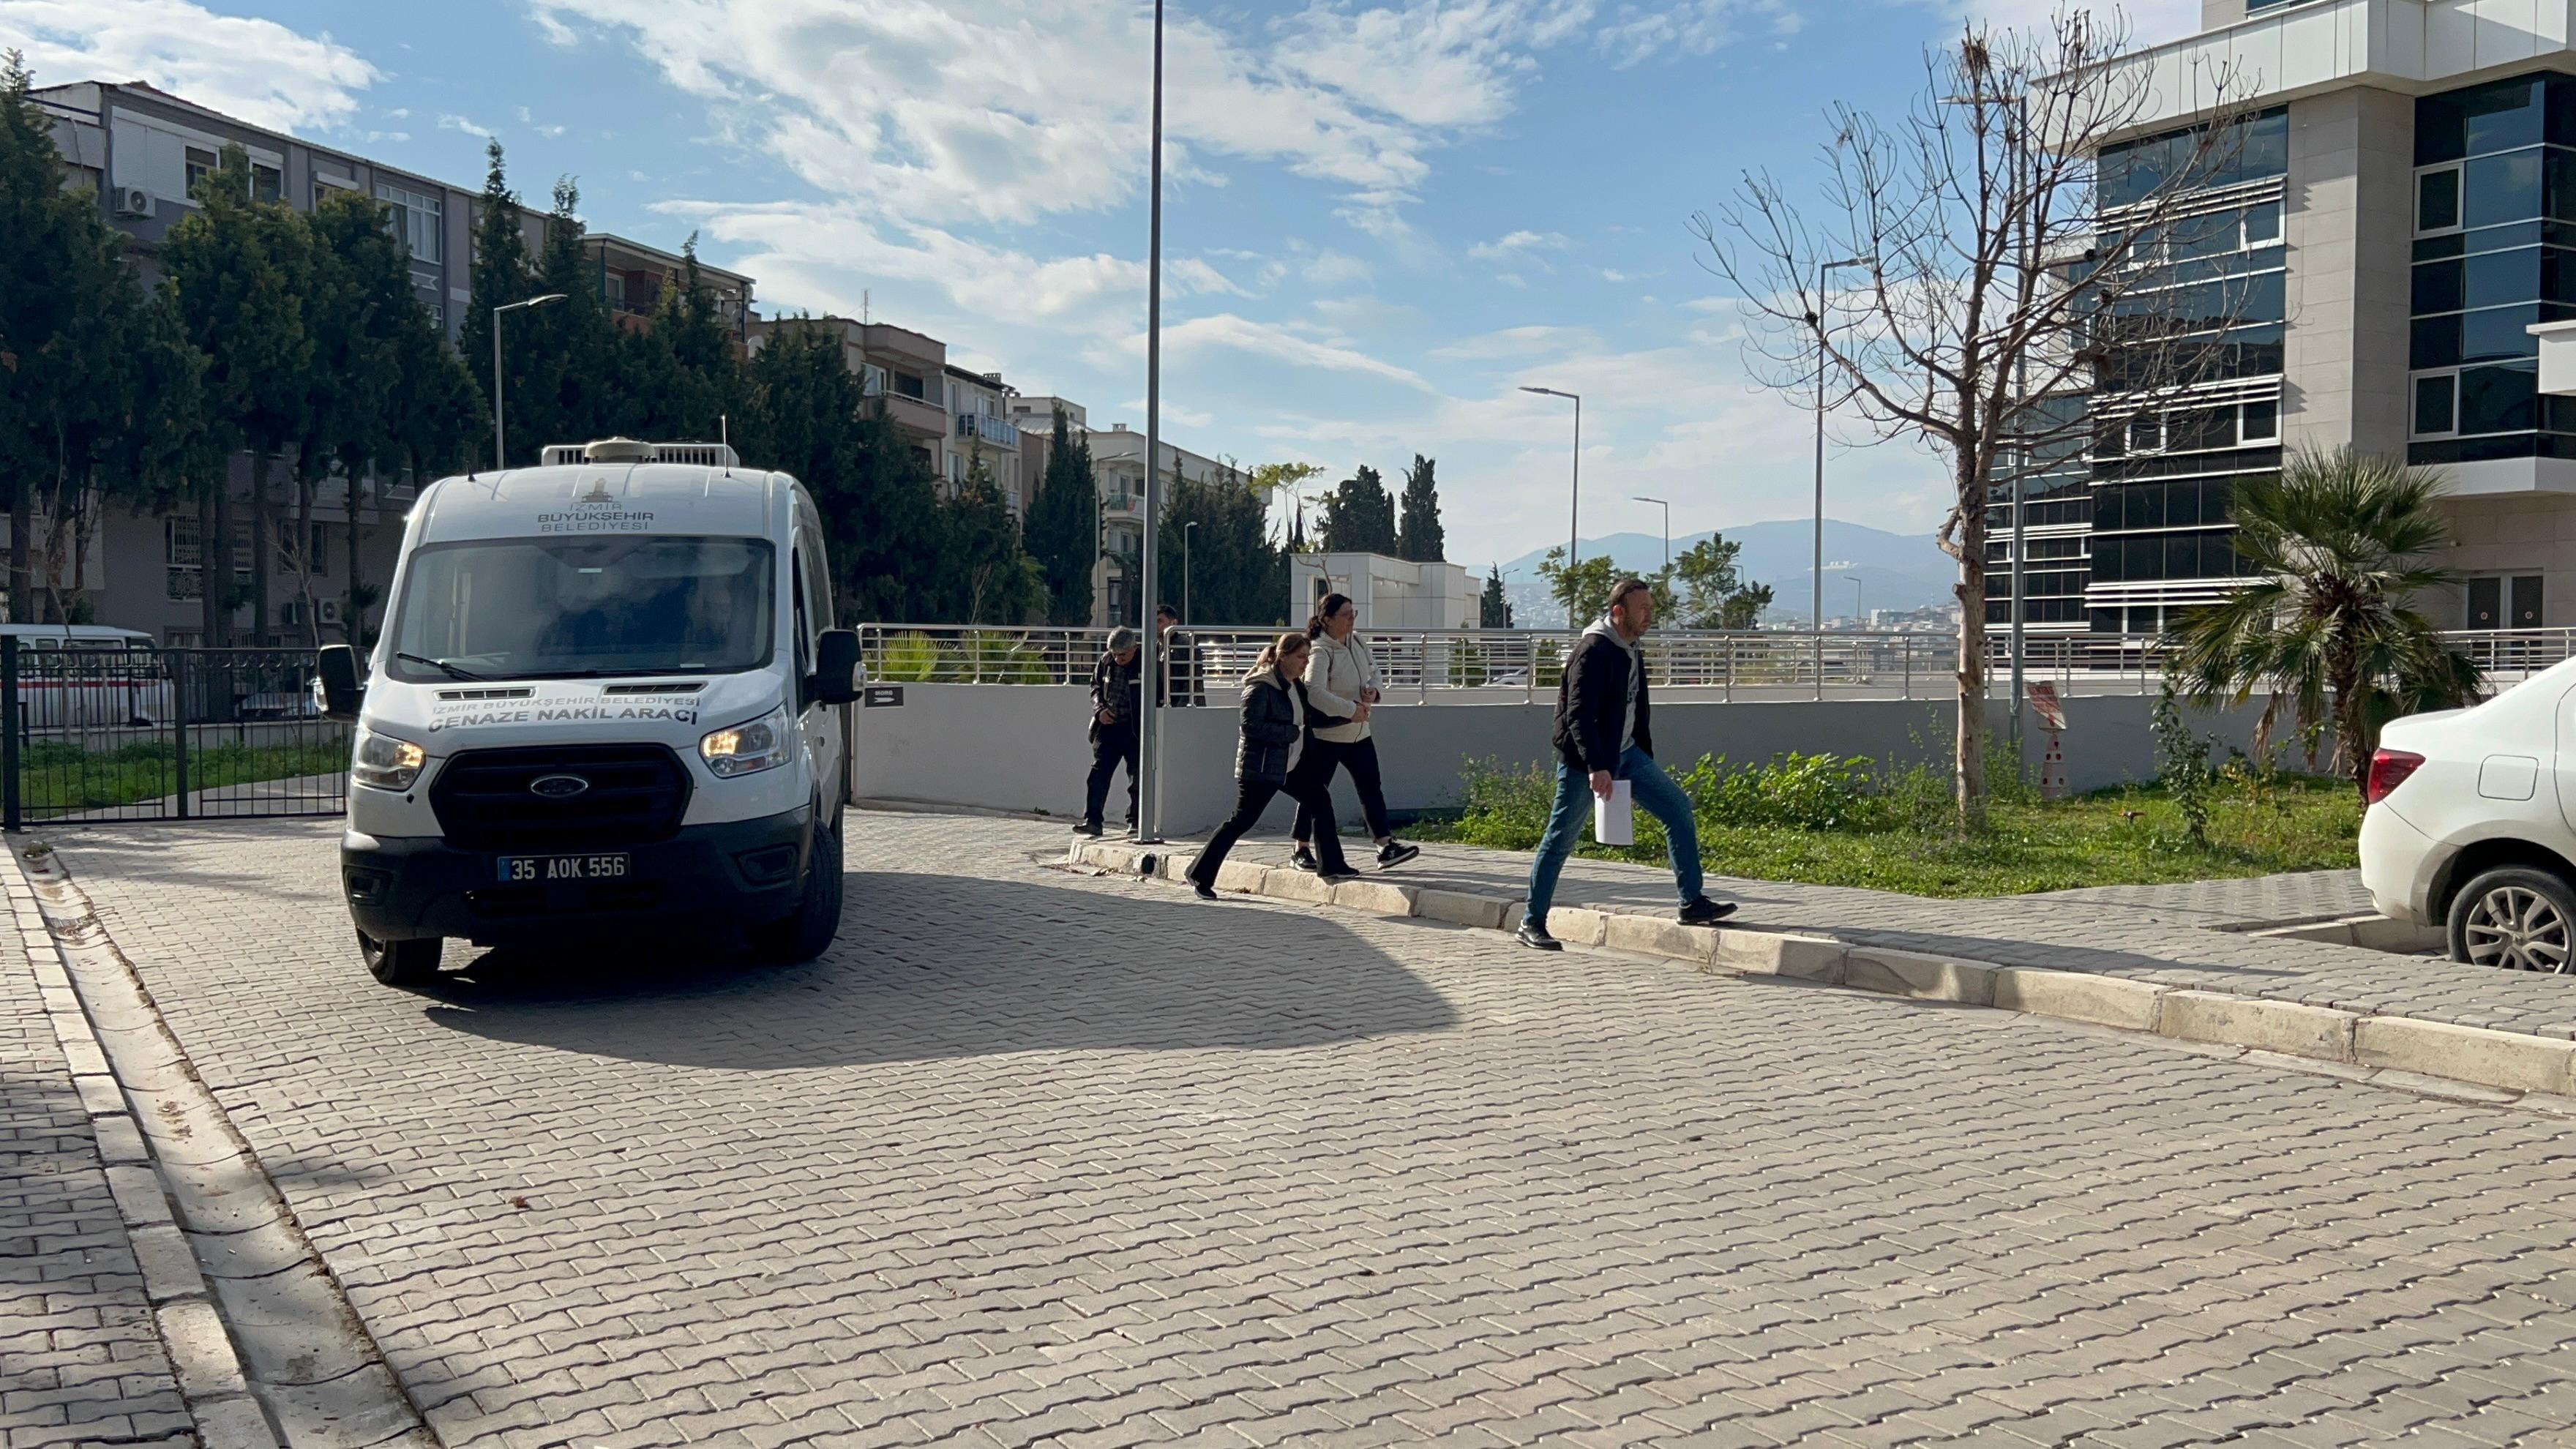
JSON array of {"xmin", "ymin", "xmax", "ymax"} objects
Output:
[{"xmin": 317, "ymin": 438, "xmax": 860, "ymax": 986}]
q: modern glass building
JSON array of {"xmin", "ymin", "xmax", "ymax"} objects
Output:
[{"xmin": 2011, "ymin": 0, "xmax": 2576, "ymax": 635}]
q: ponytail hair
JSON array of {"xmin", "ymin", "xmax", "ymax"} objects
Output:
[
  {"xmin": 1249, "ymin": 631, "xmax": 1311, "ymax": 681},
  {"xmin": 1305, "ymin": 592, "xmax": 1353, "ymax": 640}
]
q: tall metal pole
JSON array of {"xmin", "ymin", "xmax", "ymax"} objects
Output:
[
  {"xmin": 1634, "ymin": 497, "xmax": 1669, "ymax": 574},
  {"xmin": 493, "ymin": 312, "xmax": 506, "ymax": 471},
  {"xmin": 1136, "ymin": 0, "xmax": 1166, "ymax": 842},
  {"xmin": 1570, "ymin": 395, "xmax": 1581, "ymax": 613},
  {"xmin": 2009, "ymin": 352, "xmax": 2029, "ymax": 765},
  {"xmin": 1813, "ymin": 261, "xmax": 1827, "ymax": 700},
  {"xmin": 1183, "ymin": 522, "xmax": 1194, "ymax": 625}
]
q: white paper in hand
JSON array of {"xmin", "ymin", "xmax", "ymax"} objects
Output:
[{"xmin": 1593, "ymin": 779, "xmax": 1634, "ymax": 846}]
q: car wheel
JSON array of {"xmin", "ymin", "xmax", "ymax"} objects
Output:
[
  {"xmin": 357, "ymin": 929, "xmax": 443, "ymax": 986},
  {"xmin": 2448, "ymin": 867, "xmax": 2576, "ymax": 973},
  {"xmin": 749, "ymin": 815, "xmax": 843, "ymax": 964}
]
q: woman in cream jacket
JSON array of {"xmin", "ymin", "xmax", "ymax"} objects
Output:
[{"xmin": 1289, "ymin": 593, "xmax": 1420, "ymax": 870}]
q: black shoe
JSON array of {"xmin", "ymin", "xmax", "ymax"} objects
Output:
[
  {"xmin": 1073, "ymin": 820, "xmax": 1104, "ymax": 837},
  {"xmin": 1678, "ymin": 896, "xmax": 1737, "ymax": 926},
  {"xmin": 1289, "ymin": 847, "xmax": 1319, "ymax": 872},
  {"xmin": 1376, "ymin": 841, "xmax": 1420, "ymax": 869},
  {"xmin": 1515, "ymin": 922, "xmax": 1563, "ymax": 951},
  {"xmin": 1317, "ymin": 869, "xmax": 1360, "ymax": 885},
  {"xmin": 1191, "ymin": 880, "xmax": 1218, "ymax": 901}
]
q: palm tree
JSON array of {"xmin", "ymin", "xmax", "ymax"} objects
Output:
[{"xmin": 2164, "ymin": 446, "xmax": 2483, "ymax": 797}]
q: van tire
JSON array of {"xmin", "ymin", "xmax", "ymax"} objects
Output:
[
  {"xmin": 359, "ymin": 930, "xmax": 443, "ymax": 986},
  {"xmin": 750, "ymin": 815, "xmax": 842, "ymax": 963}
]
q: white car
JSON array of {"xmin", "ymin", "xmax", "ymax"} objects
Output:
[{"xmin": 2360, "ymin": 656, "xmax": 2576, "ymax": 971}]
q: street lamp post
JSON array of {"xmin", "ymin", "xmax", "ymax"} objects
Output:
[
  {"xmin": 1137, "ymin": 0, "xmax": 1168, "ymax": 842},
  {"xmin": 1845, "ymin": 574, "xmax": 1865, "ymax": 629},
  {"xmin": 1182, "ymin": 521, "xmax": 1197, "ymax": 625},
  {"xmin": 1633, "ymin": 496, "xmax": 1669, "ymax": 575},
  {"xmin": 1810, "ymin": 257, "xmax": 1873, "ymax": 700},
  {"xmin": 490, "ymin": 293, "xmax": 566, "ymax": 470},
  {"xmin": 1519, "ymin": 386, "xmax": 1580, "ymax": 623}
]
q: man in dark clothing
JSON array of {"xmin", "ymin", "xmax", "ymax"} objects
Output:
[
  {"xmin": 1077, "ymin": 627, "xmax": 1142, "ymax": 836},
  {"xmin": 1156, "ymin": 603, "xmax": 1202, "ymax": 708},
  {"xmin": 1516, "ymin": 578, "xmax": 1736, "ymax": 949}
]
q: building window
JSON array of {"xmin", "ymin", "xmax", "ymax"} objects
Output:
[
  {"xmin": 183, "ymin": 145, "xmax": 216, "ymax": 196},
  {"xmin": 374, "ymin": 182, "xmax": 443, "ymax": 263},
  {"xmin": 277, "ymin": 523, "xmax": 329, "ymax": 577},
  {"xmin": 2418, "ymin": 165, "xmax": 2464, "ymax": 233},
  {"xmin": 166, "ymin": 516, "xmax": 200, "ymax": 602},
  {"xmin": 251, "ymin": 162, "xmax": 282, "ymax": 203}
]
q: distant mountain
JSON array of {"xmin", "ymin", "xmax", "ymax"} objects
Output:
[{"xmin": 1483, "ymin": 519, "xmax": 1953, "ymax": 627}]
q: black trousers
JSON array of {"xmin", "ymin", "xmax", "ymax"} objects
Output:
[
  {"xmin": 1292, "ymin": 735, "xmax": 1391, "ymax": 842},
  {"xmin": 1083, "ymin": 721, "xmax": 1139, "ymax": 826},
  {"xmin": 1189, "ymin": 761, "xmax": 1351, "ymax": 886}
]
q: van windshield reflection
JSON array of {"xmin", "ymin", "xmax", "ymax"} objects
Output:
[{"xmin": 386, "ymin": 536, "xmax": 774, "ymax": 682}]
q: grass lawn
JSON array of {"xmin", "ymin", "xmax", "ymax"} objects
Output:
[
  {"xmin": 1413, "ymin": 755, "xmax": 2362, "ymax": 898},
  {"xmin": 21, "ymin": 736, "xmax": 348, "ymax": 816}
]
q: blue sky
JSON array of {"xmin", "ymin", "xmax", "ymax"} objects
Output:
[{"xmin": 4, "ymin": 0, "xmax": 2198, "ymax": 574}]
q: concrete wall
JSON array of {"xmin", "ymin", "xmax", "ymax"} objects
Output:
[
  {"xmin": 851, "ymin": 684, "xmax": 2272, "ymax": 836},
  {"xmin": 2283, "ymin": 87, "xmax": 2414, "ymax": 458}
]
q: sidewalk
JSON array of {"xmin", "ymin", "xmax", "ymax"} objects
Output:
[
  {"xmin": 0, "ymin": 892, "xmax": 193, "ymax": 1448},
  {"xmin": 1068, "ymin": 823, "xmax": 2576, "ymax": 1094}
]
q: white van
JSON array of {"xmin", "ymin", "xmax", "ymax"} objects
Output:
[{"xmin": 318, "ymin": 438, "xmax": 861, "ymax": 986}]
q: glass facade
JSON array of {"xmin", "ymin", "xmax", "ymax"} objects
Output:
[
  {"xmin": 2078, "ymin": 109, "xmax": 2288, "ymax": 632},
  {"xmin": 2410, "ymin": 74, "xmax": 2576, "ymax": 464}
]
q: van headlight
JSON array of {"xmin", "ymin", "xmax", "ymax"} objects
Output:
[
  {"xmin": 700, "ymin": 703, "xmax": 795, "ymax": 778},
  {"xmin": 351, "ymin": 727, "xmax": 426, "ymax": 790}
]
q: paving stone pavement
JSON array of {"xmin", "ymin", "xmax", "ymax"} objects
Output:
[
  {"xmin": 0, "ymin": 885, "xmax": 195, "ymax": 1448},
  {"xmin": 25, "ymin": 810, "xmax": 2576, "ymax": 1448},
  {"xmin": 1321, "ymin": 838, "xmax": 2576, "ymax": 1041}
]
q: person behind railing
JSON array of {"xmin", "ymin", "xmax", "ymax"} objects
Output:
[
  {"xmin": 1516, "ymin": 578, "xmax": 1736, "ymax": 951},
  {"xmin": 1156, "ymin": 603, "xmax": 1202, "ymax": 708},
  {"xmin": 1289, "ymin": 592, "xmax": 1420, "ymax": 872},
  {"xmin": 1074, "ymin": 626, "xmax": 1142, "ymax": 839},
  {"xmin": 1186, "ymin": 632, "xmax": 1358, "ymax": 899}
]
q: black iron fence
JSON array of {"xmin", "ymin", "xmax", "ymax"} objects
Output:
[{"xmin": 0, "ymin": 642, "xmax": 349, "ymax": 828}]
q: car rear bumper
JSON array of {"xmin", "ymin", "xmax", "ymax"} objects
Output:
[
  {"xmin": 340, "ymin": 806, "xmax": 814, "ymax": 946},
  {"xmin": 2358, "ymin": 802, "xmax": 2444, "ymax": 926}
]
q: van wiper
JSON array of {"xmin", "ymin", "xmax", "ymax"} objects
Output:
[{"xmin": 396, "ymin": 651, "xmax": 486, "ymax": 681}]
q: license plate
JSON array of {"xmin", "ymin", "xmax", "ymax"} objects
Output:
[{"xmin": 495, "ymin": 853, "xmax": 631, "ymax": 884}]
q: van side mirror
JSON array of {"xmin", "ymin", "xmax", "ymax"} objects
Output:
[
  {"xmin": 317, "ymin": 645, "xmax": 364, "ymax": 721},
  {"xmin": 813, "ymin": 629, "xmax": 861, "ymax": 705}
]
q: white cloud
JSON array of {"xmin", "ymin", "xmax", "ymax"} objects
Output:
[
  {"xmin": 438, "ymin": 113, "xmax": 497, "ymax": 137},
  {"xmin": 1467, "ymin": 228, "xmax": 1569, "ymax": 261},
  {"xmin": 1160, "ymin": 313, "xmax": 1437, "ymax": 392},
  {"xmin": 0, "ymin": 0, "xmax": 379, "ymax": 132},
  {"xmin": 1592, "ymin": 0, "xmax": 1803, "ymax": 69}
]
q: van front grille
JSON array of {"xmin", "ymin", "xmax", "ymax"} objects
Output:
[{"xmin": 427, "ymin": 744, "xmax": 692, "ymax": 850}]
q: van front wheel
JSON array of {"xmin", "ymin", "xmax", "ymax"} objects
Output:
[
  {"xmin": 358, "ymin": 930, "xmax": 443, "ymax": 986},
  {"xmin": 749, "ymin": 817, "xmax": 842, "ymax": 964}
]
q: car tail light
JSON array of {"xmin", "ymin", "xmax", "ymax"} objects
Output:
[{"xmin": 2366, "ymin": 749, "xmax": 2426, "ymax": 804}]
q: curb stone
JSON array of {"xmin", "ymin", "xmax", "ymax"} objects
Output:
[
  {"xmin": 1068, "ymin": 837, "xmax": 2576, "ymax": 1104},
  {"xmin": 6, "ymin": 836, "xmax": 436, "ymax": 1449}
]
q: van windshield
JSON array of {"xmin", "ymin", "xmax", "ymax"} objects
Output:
[{"xmin": 386, "ymin": 536, "xmax": 774, "ymax": 682}]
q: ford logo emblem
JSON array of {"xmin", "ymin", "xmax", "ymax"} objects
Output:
[{"xmin": 528, "ymin": 774, "xmax": 591, "ymax": 799}]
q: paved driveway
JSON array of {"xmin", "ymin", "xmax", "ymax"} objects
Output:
[{"xmin": 34, "ymin": 812, "xmax": 2576, "ymax": 1447}]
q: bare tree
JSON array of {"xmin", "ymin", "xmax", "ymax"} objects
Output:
[{"xmin": 1694, "ymin": 10, "xmax": 2260, "ymax": 828}]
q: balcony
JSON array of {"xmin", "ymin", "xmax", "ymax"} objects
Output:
[
  {"xmin": 956, "ymin": 413, "xmax": 1020, "ymax": 448},
  {"xmin": 1101, "ymin": 492, "xmax": 1143, "ymax": 520}
]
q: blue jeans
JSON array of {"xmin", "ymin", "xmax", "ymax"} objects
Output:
[{"xmin": 1522, "ymin": 746, "xmax": 1702, "ymax": 928}]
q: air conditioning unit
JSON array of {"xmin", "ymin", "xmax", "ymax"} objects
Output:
[
  {"xmin": 113, "ymin": 187, "xmax": 156, "ymax": 218},
  {"xmin": 318, "ymin": 599, "xmax": 343, "ymax": 625}
]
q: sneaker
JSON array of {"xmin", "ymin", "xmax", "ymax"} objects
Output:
[
  {"xmin": 1678, "ymin": 896, "xmax": 1738, "ymax": 926},
  {"xmin": 1190, "ymin": 880, "xmax": 1218, "ymax": 901},
  {"xmin": 1376, "ymin": 841, "xmax": 1421, "ymax": 869},
  {"xmin": 1288, "ymin": 847, "xmax": 1319, "ymax": 872},
  {"xmin": 1072, "ymin": 820, "xmax": 1104, "ymax": 837},
  {"xmin": 1317, "ymin": 869, "xmax": 1361, "ymax": 885},
  {"xmin": 1514, "ymin": 922, "xmax": 1564, "ymax": 951}
]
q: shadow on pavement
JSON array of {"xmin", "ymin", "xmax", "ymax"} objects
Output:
[{"xmin": 414, "ymin": 869, "xmax": 1461, "ymax": 1069}]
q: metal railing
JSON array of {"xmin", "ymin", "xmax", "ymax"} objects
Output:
[
  {"xmin": 850, "ymin": 624, "xmax": 2576, "ymax": 703},
  {"xmin": 0, "ymin": 643, "xmax": 350, "ymax": 826},
  {"xmin": 955, "ymin": 413, "xmax": 1021, "ymax": 447}
]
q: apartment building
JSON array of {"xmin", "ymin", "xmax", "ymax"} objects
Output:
[
  {"xmin": 1085, "ymin": 425, "xmax": 1251, "ymax": 626},
  {"xmin": 941, "ymin": 365, "xmax": 1025, "ymax": 514},
  {"xmin": 585, "ymin": 233, "xmax": 756, "ymax": 351},
  {"xmin": 1996, "ymin": 0, "xmax": 2576, "ymax": 636}
]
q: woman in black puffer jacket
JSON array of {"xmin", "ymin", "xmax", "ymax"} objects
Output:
[{"xmin": 1186, "ymin": 632, "xmax": 1358, "ymax": 899}]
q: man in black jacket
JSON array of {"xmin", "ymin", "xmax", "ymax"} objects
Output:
[
  {"xmin": 1076, "ymin": 627, "xmax": 1142, "ymax": 837},
  {"xmin": 1516, "ymin": 578, "xmax": 1735, "ymax": 949},
  {"xmin": 1156, "ymin": 603, "xmax": 1202, "ymax": 708}
]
